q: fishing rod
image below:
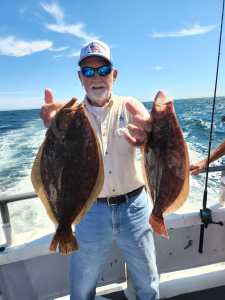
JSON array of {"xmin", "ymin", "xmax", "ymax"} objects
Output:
[{"xmin": 198, "ymin": 0, "xmax": 225, "ymax": 253}]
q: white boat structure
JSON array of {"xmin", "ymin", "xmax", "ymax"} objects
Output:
[{"xmin": 1, "ymin": 166, "xmax": 225, "ymax": 300}]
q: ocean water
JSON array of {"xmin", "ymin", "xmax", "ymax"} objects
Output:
[{"xmin": 0, "ymin": 97, "xmax": 225, "ymax": 243}]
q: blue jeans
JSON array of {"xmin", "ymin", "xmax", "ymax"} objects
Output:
[{"xmin": 69, "ymin": 189, "xmax": 159, "ymax": 300}]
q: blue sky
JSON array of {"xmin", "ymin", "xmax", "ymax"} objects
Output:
[{"xmin": 0, "ymin": 0, "xmax": 224, "ymax": 110}]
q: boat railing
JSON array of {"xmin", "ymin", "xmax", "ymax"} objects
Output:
[
  {"xmin": 1, "ymin": 165, "xmax": 225, "ymax": 250},
  {"xmin": 0, "ymin": 192, "xmax": 37, "ymax": 250}
]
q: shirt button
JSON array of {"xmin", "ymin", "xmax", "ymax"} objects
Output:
[
  {"xmin": 112, "ymin": 189, "xmax": 115, "ymax": 192},
  {"xmin": 105, "ymin": 151, "xmax": 109, "ymax": 155},
  {"xmin": 109, "ymin": 170, "xmax": 112, "ymax": 174}
]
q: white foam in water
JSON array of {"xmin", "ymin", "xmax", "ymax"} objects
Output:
[
  {"xmin": 178, "ymin": 142, "xmax": 221, "ymax": 212},
  {"xmin": 0, "ymin": 118, "xmax": 45, "ymax": 193},
  {"xmin": 0, "ymin": 117, "xmax": 53, "ymax": 244}
]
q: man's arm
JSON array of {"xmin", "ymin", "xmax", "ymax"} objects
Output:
[
  {"xmin": 190, "ymin": 140, "xmax": 225, "ymax": 175},
  {"xmin": 40, "ymin": 88, "xmax": 65, "ymax": 127}
]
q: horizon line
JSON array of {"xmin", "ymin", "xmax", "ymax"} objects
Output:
[{"xmin": 0, "ymin": 95, "xmax": 225, "ymax": 112}]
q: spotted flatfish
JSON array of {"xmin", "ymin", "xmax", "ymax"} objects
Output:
[
  {"xmin": 31, "ymin": 98, "xmax": 104, "ymax": 254},
  {"xmin": 143, "ymin": 91, "xmax": 189, "ymax": 237}
]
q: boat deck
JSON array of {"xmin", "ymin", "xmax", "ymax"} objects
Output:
[
  {"xmin": 103, "ymin": 285, "xmax": 225, "ymax": 299},
  {"xmin": 169, "ymin": 285, "xmax": 225, "ymax": 300},
  {"xmin": 2, "ymin": 193, "xmax": 225, "ymax": 300}
]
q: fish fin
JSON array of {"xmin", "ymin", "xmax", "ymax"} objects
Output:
[
  {"xmin": 62, "ymin": 98, "xmax": 77, "ymax": 109},
  {"xmin": 49, "ymin": 225, "xmax": 79, "ymax": 255},
  {"xmin": 31, "ymin": 143, "xmax": 58, "ymax": 224},
  {"xmin": 165, "ymin": 142, "xmax": 190, "ymax": 213},
  {"xmin": 149, "ymin": 214, "xmax": 169, "ymax": 238},
  {"xmin": 140, "ymin": 145, "xmax": 155, "ymax": 204}
]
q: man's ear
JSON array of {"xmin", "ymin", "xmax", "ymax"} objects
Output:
[{"xmin": 113, "ymin": 69, "xmax": 118, "ymax": 82}]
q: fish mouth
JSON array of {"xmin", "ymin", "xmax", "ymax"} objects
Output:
[
  {"xmin": 154, "ymin": 91, "xmax": 173, "ymax": 112},
  {"xmin": 155, "ymin": 91, "xmax": 172, "ymax": 104}
]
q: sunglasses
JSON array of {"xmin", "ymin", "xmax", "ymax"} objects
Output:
[{"xmin": 81, "ymin": 65, "xmax": 112, "ymax": 78}]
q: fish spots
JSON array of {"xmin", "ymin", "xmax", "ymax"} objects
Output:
[
  {"xmin": 49, "ymin": 182, "xmax": 57, "ymax": 205},
  {"xmin": 32, "ymin": 100, "xmax": 104, "ymax": 254}
]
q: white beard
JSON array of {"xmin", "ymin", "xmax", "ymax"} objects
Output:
[{"xmin": 86, "ymin": 89, "xmax": 111, "ymax": 106}]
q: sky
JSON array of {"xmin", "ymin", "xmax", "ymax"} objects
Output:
[{"xmin": 0, "ymin": 0, "xmax": 225, "ymax": 110}]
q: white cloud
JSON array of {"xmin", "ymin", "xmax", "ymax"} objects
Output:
[
  {"xmin": 46, "ymin": 22, "xmax": 98, "ymax": 41},
  {"xmin": 53, "ymin": 54, "xmax": 64, "ymax": 59},
  {"xmin": 152, "ymin": 23, "xmax": 216, "ymax": 38},
  {"xmin": 19, "ymin": 6, "xmax": 27, "ymax": 15},
  {"xmin": 49, "ymin": 46, "xmax": 69, "ymax": 52},
  {"xmin": 0, "ymin": 36, "xmax": 52, "ymax": 57},
  {"xmin": 40, "ymin": 2, "xmax": 64, "ymax": 23},
  {"xmin": 68, "ymin": 51, "xmax": 80, "ymax": 57},
  {"xmin": 40, "ymin": 2, "xmax": 98, "ymax": 41},
  {"xmin": 153, "ymin": 66, "xmax": 163, "ymax": 71}
]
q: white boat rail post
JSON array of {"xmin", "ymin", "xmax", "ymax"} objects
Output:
[
  {"xmin": 0, "ymin": 200, "xmax": 12, "ymax": 250},
  {"xmin": 0, "ymin": 192, "xmax": 37, "ymax": 251}
]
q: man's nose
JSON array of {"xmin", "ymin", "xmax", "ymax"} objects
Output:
[{"xmin": 93, "ymin": 70, "xmax": 101, "ymax": 77}]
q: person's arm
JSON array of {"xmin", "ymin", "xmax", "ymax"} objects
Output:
[
  {"xmin": 190, "ymin": 140, "xmax": 225, "ymax": 175},
  {"xmin": 40, "ymin": 88, "xmax": 66, "ymax": 128}
]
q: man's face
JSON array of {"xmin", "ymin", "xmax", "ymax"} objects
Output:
[{"xmin": 78, "ymin": 56, "xmax": 117, "ymax": 106}]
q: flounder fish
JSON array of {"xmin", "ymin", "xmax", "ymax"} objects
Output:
[
  {"xmin": 143, "ymin": 91, "xmax": 189, "ymax": 238},
  {"xmin": 31, "ymin": 98, "xmax": 104, "ymax": 255}
]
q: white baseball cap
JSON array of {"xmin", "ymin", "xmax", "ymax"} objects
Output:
[{"xmin": 78, "ymin": 40, "xmax": 112, "ymax": 66}]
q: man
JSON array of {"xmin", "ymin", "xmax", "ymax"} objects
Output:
[
  {"xmin": 41, "ymin": 40, "xmax": 159, "ymax": 300},
  {"xmin": 190, "ymin": 140, "xmax": 225, "ymax": 175}
]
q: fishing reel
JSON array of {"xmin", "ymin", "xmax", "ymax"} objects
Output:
[{"xmin": 199, "ymin": 207, "xmax": 223, "ymax": 253}]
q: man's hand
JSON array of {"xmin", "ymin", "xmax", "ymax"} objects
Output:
[
  {"xmin": 40, "ymin": 88, "xmax": 65, "ymax": 128},
  {"xmin": 124, "ymin": 101, "xmax": 152, "ymax": 146},
  {"xmin": 190, "ymin": 159, "xmax": 207, "ymax": 175}
]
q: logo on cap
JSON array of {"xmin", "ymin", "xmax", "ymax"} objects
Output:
[{"xmin": 88, "ymin": 42, "xmax": 104, "ymax": 54}]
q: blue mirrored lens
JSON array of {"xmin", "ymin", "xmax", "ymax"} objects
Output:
[
  {"xmin": 98, "ymin": 65, "xmax": 112, "ymax": 76},
  {"xmin": 81, "ymin": 67, "xmax": 95, "ymax": 77},
  {"xmin": 81, "ymin": 65, "xmax": 112, "ymax": 77}
]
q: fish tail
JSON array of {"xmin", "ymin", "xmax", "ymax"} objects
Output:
[
  {"xmin": 149, "ymin": 214, "xmax": 169, "ymax": 238},
  {"xmin": 49, "ymin": 225, "xmax": 79, "ymax": 255}
]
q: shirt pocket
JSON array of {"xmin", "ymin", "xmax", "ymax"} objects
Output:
[
  {"xmin": 114, "ymin": 109, "xmax": 133, "ymax": 155},
  {"xmin": 114, "ymin": 129, "xmax": 133, "ymax": 155}
]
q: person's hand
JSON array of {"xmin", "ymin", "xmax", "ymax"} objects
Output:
[
  {"xmin": 124, "ymin": 101, "xmax": 152, "ymax": 146},
  {"xmin": 190, "ymin": 159, "xmax": 207, "ymax": 175},
  {"xmin": 40, "ymin": 88, "xmax": 65, "ymax": 128}
]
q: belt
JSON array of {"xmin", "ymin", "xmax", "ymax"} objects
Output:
[{"xmin": 97, "ymin": 186, "xmax": 144, "ymax": 206}]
